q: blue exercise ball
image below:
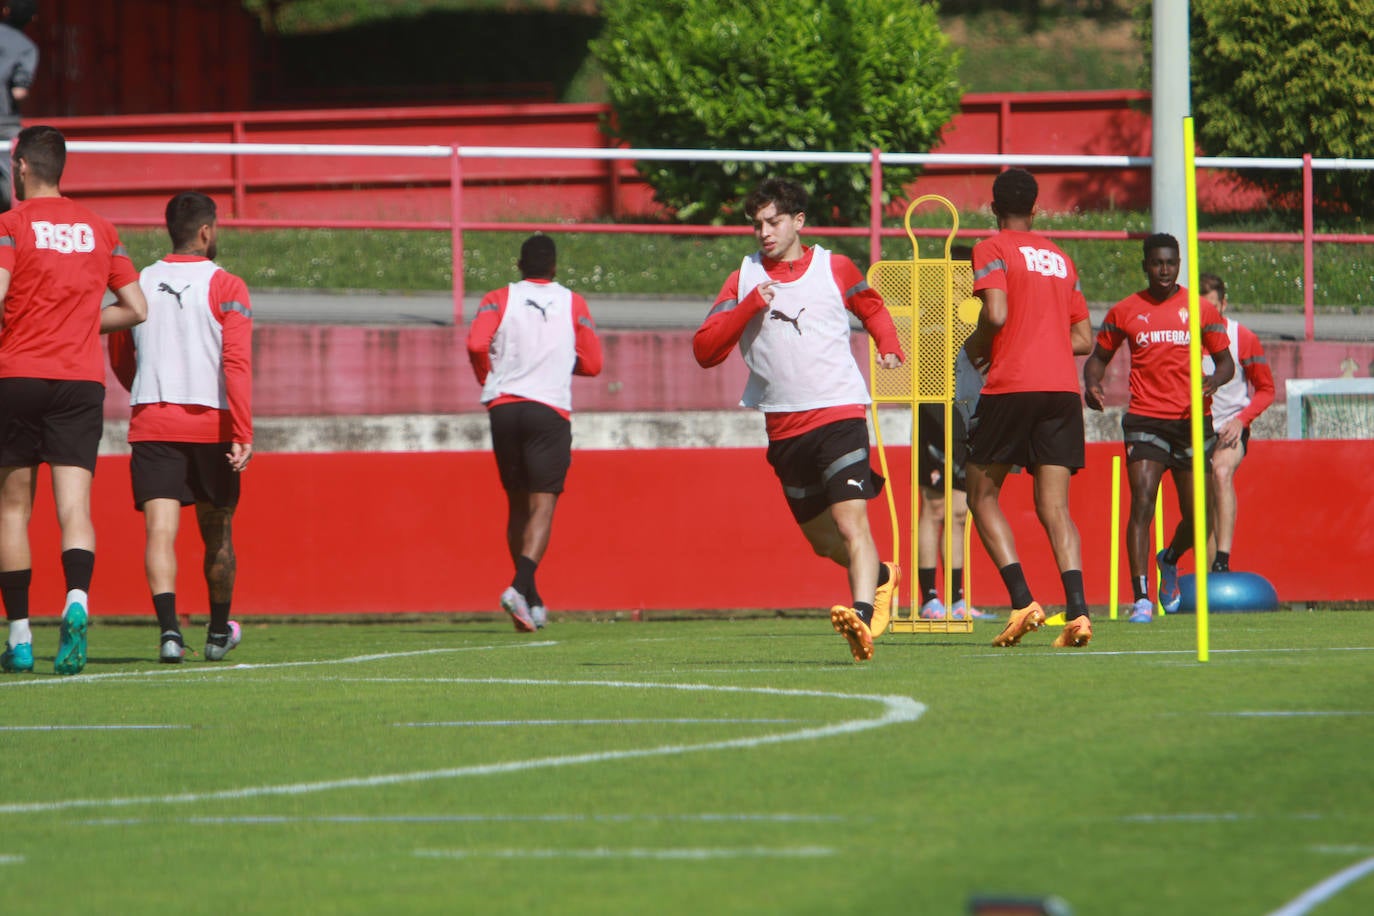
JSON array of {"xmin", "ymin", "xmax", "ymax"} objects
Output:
[{"xmin": 1175, "ymin": 571, "xmax": 1280, "ymax": 613}]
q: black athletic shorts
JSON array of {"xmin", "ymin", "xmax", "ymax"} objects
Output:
[
  {"xmin": 131, "ymin": 441, "xmax": 241, "ymax": 509},
  {"xmin": 488, "ymin": 400, "xmax": 572, "ymax": 494},
  {"xmin": 968, "ymin": 391, "xmax": 1085, "ymax": 471},
  {"xmin": 917, "ymin": 403, "xmax": 967, "ymax": 492},
  {"xmin": 0, "ymin": 378, "xmax": 105, "ymax": 472},
  {"xmin": 1122, "ymin": 413, "xmax": 1216, "ymax": 471},
  {"xmin": 766, "ymin": 417, "xmax": 886, "ymax": 524}
]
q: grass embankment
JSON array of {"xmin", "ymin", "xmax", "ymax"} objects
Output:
[{"xmin": 122, "ymin": 209, "xmax": 1373, "ymax": 311}]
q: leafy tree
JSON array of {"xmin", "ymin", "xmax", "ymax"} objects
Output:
[
  {"xmin": 1188, "ymin": 0, "xmax": 1374, "ymax": 217},
  {"xmin": 591, "ymin": 0, "xmax": 962, "ymax": 224}
]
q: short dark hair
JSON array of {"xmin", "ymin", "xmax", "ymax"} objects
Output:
[
  {"xmin": 1143, "ymin": 232, "xmax": 1180, "ymax": 258},
  {"xmin": 991, "ymin": 168, "xmax": 1038, "ymax": 217},
  {"xmin": 518, "ymin": 234, "xmax": 556, "ymax": 279},
  {"xmin": 744, "ymin": 177, "xmax": 808, "ymax": 220},
  {"xmin": 1198, "ymin": 272, "xmax": 1226, "ymax": 298},
  {"xmin": 13, "ymin": 125, "xmax": 65, "ymax": 185},
  {"xmin": 165, "ymin": 191, "xmax": 217, "ymax": 250},
  {"xmin": 3, "ymin": 1, "xmax": 37, "ymax": 29}
]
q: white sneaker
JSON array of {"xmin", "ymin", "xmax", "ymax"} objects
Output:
[
  {"xmin": 500, "ymin": 587, "xmax": 536, "ymax": 633},
  {"xmin": 919, "ymin": 597, "xmax": 947, "ymax": 620},
  {"xmin": 204, "ymin": 621, "xmax": 242, "ymax": 661},
  {"xmin": 529, "ymin": 604, "xmax": 547, "ymax": 630},
  {"xmin": 160, "ymin": 632, "xmax": 185, "ymax": 664},
  {"xmin": 1128, "ymin": 598, "xmax": 1153, "ymax": 623}
]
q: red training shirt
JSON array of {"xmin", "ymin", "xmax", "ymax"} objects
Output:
[{"xmin": 0, "ymin": 197, "xmax": 139, "ymax": 383}]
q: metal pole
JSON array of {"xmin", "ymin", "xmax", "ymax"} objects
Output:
[
  {"xmin": 1152, "ymin": 0, "xmax": 1191, "ymax": 280},
  {"xmin": 450, "ymin": 146, "xmax": 464, "ymax": 326},
  {"xmin": 1303, "ymin": 154, "xmax": 1315, "ymax": 341}
]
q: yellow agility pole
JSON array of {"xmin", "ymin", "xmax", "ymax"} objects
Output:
[
  {"xmin": 1154, "ymin": 487, "xmax": 1165, "ymax": 615},
  {"xmin": 1184, "ymin": 116, "xmax": 1211, "ymax": 661},
  {"xmin": 1109, "ymin": 454, "xmax": 1122, "ymax": 620},
  {"xmin": 867, "ymin": 194, "xmax": 977, "ymax": 634}
]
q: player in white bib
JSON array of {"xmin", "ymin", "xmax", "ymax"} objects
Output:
[
  {"xmin": 1198, "ymin": 272, "xmax": 1274, "ymax": 573},
  {"xmin": 694, "ymin": 178, "xmax": 905, "ymax": 662},
  {"xmin": 108, "ymin": 191, "xmax": 252, "ymax": 663},
  {"xmin": 467, "ymin": 235, "xmax": 602, "ymax": 632}
]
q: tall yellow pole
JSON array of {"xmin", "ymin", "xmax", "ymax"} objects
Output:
[
  {"xmin": 1109, "ymin": 455, "xmax": 1121, "ymax": 620},
  {"xmin": 1183, "ymin": 117, "xmax": 1210, "ymax": 662}
]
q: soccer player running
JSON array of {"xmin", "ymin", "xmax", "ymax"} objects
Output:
[
  {"xmin": 1198, "ymin": 272, "xmax": 1273, "ymax": 573},
  {"xmin": 108, "ymin": 191, "xmax": 253, "ymax": 663},
  {"xmin": 467, "ymin": 234, "xmax": 602, "ymax": 632},
  {"xmin": 964, "ymin": 168, "xmax": 1095, "ymax": 648},
  {"xmin": 693, "ymin": 177, "xmax": 904, "ymax": 662},
  {"xmin": 0, "ymin": 125, "xmax": 148, "ymax": 675},
  {"xmin": 1083, "ymin": 235, "xmax": 1234, "ymax": 621}
]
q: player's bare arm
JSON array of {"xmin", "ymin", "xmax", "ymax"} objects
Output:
[
  {"xmin": 99, "ymin": 280, "xmax": 148, "ymax": 332},
  {"xmin": 1082, "ymin": 344, "xmax": 1114, "ymax": 410},
  {"xmin": 1070, "ymin": 317, "xmax": 1094, "ymax": 355}
]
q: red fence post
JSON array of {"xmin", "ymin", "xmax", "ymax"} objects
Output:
[
  {"xmin": 1303, "ymin": 153, "xmax": 1315, "ymax": 342},
  {"xmin": 451, "ymin": 145, "xmax": 465, "ymax": 326},
  {"xmin": 232, "ymin": 117, "xmax": 247, "ymax": 219},
  {"xmin": 870, "ymin": 147, "xmax": 883, "ymax": 267}
]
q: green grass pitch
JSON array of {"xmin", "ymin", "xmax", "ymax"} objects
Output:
[{"xmin": 2, "ymin": 611, "xmax": 1371, "ymax": 915}]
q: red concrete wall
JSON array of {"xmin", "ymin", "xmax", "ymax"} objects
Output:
[
  {"xmin": 18, "ymin": 440, "xmax": 1374, "ymax": 621},
  {"xmin": 97, "ymin": 327, "xmax": 1374, "ymax": 420}
]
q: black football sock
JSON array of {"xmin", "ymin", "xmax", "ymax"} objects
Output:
[
  {"xmin": 998, "ymin": 563, "xmax": 1034, "ymax": 609},
  {"xmin": 876, "ymin": 563, "xmax": 891, "ymax": 589},
  {"xmin": 152, "ymin": 592, "xmax": 180, "ymax": 636},
  {"xmin": 1, "ymin": 569, "xmax": 32, "ymax": 621},
  {"xmin": 952, "ymin": 567, "xmax": 965, "ymax": 602},
  {"xmin": 513, "ymin": 555, "xmax": 538, "ymax": 598},
  {"xmin": 61, "ymin": 548, "xmax": 95, "ymax": 593},
  {"xmin": 853, "ymin": 602, "xmax": 874, "ymax": 626},
  {"xmin": 1132, "ymin": 576, "xmax": 1149, "ymax": 602},
  {"xmin": 209, "ymin": 600, "xmax": 232, "ymax": 636},
  {"xmin": 918, "ymin": 567, "xmax": 937, "ymax": 602},
  {"xmin": 1061, "ymin": 570, "xmax": 1089, "ymax": 621},
  {"xmin": 1212, "ymin": 551, "xmax": 1230, "ymax": 572}
]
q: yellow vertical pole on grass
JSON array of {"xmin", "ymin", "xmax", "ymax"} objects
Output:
[
  {"xmin": 1109, "ymin": 455, "xmax": 1122, "ymax": 619},
  {"xmin": 1183, "ymin": 117, "xmax": 1210, "ymax": 662},
  {"xmin": 1154, "ymin": 489, "xmax": 1165, "ymax": 615}
]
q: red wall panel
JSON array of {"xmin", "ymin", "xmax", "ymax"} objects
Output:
[{"xmin": 17, "ymin": 441, "xmax": 1374, "ymax": 623}]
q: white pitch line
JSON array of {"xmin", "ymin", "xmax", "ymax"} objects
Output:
[
  {"xmin": 394, "ymin": 718, "xmax": 803, "ymax": 727},
  {"xmin": 0, "ymin": 678, "xmax": 924, "ymax": 815},
  {"xmin": 0, "ymin": 855, "xmax": 23, "ymax": 865},
  {"xmin": 1266, "ymin": 854, "xmax": 1374, "ymax": 916},
  {"xmin": 414, "ymin": 846, "xmax": 834, "ymax": 861},
  {"xmin": 0, "ymin": 724, "xmax": 190, "ymax": 732},
  {"xmin": 1120, "ymin": 813, "xmax": 1323, "ymax": 824},
  {"xmin": 78, "ymin": 812, "xmax": 846, "ymax": 827},
  {"xmin": 0, "ymin": 643, "xmax": 557, "ymax": 689},
  {"xmin": 968, "ymin": 646, "xmax": 1374, "ymax": 659},
  {"xmin": 1211, "ymin": 711, "xmax": 1374, "ymax": 717}
]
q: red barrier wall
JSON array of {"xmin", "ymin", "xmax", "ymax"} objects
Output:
[{"xmin": 19, "ymin": 440, "xmax": 1374, "ymax": 621}]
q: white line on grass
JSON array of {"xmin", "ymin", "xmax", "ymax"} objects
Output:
[
  {"xmin": 0, "ymin": 724, "xmax": 190, "ymax": 731},
  {"xmin": 1266, "ymin": 855, "xmax": 1374, "ymax": 916},
  {"xmin": 414, "ymin": 846, "xmax": 834, "ymax": 861},
  {"xmin": 1312, "ymin": 846, "xmax": 1374, "ymax": 856},
  {"xmin": 1210, "ymin": 711, "xmax": 1374, "ymax": 717},
  {"xmin": 1120, "ymin": 813, "xmax": 1324, "ymax": 824},
  {"xmin": 0, "ymin": 855, "xmax": 23, "ymax": 865},
  {"xmin": 78, "ymin": 812, "xmax": 847, "ymax": 827},
  {"xmin": 395, "ymin": 718, "xmax": 803, "ymax": 727},
  {"xmin": 0, "ymin": 644, "xmax": 557, "ymax": 689},
  {"xmin": 0, "ymin": 678, "xmax": 925, "ymax": 815}
]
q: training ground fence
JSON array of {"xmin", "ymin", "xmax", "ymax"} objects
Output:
[{"xmin": 66, "ymin": 140, "xmax": 1374, "ymax": 339}]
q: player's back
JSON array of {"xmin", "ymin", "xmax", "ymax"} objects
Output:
[
  {"xmin": 973, "ymin": 228, "xmax": 1087, "ymax": 395},
  {"xmin": 0, "ymin": 196, "xmax": 131, "ymax": 382}
]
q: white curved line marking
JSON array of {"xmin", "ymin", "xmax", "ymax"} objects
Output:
[
  {"xmin": 415, "ymin": 846, "xmax": 833, "ymax": 861},
  {"xmin": 1267, "ymin": 855, "xmax": 1374, "ymax": 916},
  {"xmin": 0, "ymin": 678, "xmax": 924, "ymax": 815},
  {"xmin": 0, "ymin": 645, "xmax": 557, "ymax": 689}
]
